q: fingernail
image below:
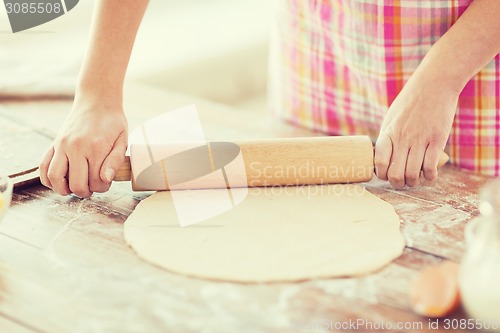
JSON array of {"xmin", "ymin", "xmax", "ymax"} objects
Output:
[{"xmin": 104, "ymin": 168, "xmax": 115, "ymax": 183}]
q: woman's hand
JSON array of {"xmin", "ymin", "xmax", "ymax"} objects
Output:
[
  {"xmin": 374, "ymin": 73, "xmax": 459, "ymax": 189},
  {"xmin": 39, "ymin": 95, "xmax": 128, "ymax": 198},
  {"xmin": 38, "ymin": 0, "xmax": 148, "ymax": 197},
  {"xmin": 374, "ymin": 0, "xmax": 500, "ymax": 189}
]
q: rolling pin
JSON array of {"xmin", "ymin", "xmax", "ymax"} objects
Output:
[{"xmin": 113, "ymin": 136, "xmax": 449, "ymax": 191}]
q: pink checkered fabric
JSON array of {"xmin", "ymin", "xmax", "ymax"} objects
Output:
[{"xmin": 269, "ymin": 0, "xmax": 500, "ymax": 176}]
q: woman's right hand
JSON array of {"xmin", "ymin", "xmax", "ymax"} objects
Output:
[
  {"xmin": 39, "ymin": 95, "xmax": 128, "ymax": 198},
  {"xmin": 38, "ymin": 0, "xmax": 149, "ymax": 197}
]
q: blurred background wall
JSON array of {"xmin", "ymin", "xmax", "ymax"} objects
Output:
[{"xmin": 0, "ymin": 0, "xmax": 271, "ymax": 112}]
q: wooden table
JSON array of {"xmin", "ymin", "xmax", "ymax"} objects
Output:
[{"xmin": 0, "ymin": 84, "xmax": 490, "ymax": 333}]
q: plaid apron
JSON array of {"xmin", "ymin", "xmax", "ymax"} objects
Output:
[{"xmin": 269, "ymin": 0, "xmax": 500, "ymax": 176}]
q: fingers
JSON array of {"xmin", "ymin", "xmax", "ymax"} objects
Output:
[
  {"xmin": 422, "ymin": 143, "xmax": 442, "ymax": 181},
  {"xmin": 89, "ymin": 161, "xmax": 112, "ymax": 193},
  {"xmin": 81, "ymin": 132, "xmax": 127, "ymax": 194},
  {"xmin": 42, "ymin": 131, "xmax": 127, "ymax": 197},
  {"xmin": 386, "ymin": 143, "xmax": 408, "ymax": 190},
  {"xmin": 88, "ymin": 142, "xmax": 112, "ymax": 194},
  {"xmin": 100, "ymin": 131, "xmax": 128, "ymax": 184},
  {"xmin": 375, "ymin": 134, "xmax": 422, "ymax": 189},
  {"xmin": 374, "ymin": 134, "xmax": 393, "ymax": 181},
  {"xmin": 67, "ymin": 154, "xmax": 92, "ymax": 198},
  {"xmin": 42, "ymin": 143, "xmax": 106, "ymax": 197},
  {"xmin": 47, "ymin": 149, "xmax": 71, "ymax": 196},
  {"xmin": 405, "ymin": 146, "xmax": 426, "ymax": 187},
  {"xmin": 40, "ymin": 147, "xmax": 55, "ymax": 189},
  {"xmin": 375, "ymin": 137, "xmax": 442, "ymax": 189}
]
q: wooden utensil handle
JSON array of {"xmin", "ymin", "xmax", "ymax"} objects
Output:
[
  {"xmin": 237, "ymin": 136, "xmax": 374, "ymax": 187},
  {"xmin": 438, "ymin": 151, "xmax": 450, "ymax": 169},
  {"xmin": 113, "ymin": 136, "xmax": 450, "ymax": 188},
  {"xmin": 113, "ymin": 136, "xmax": 374, "ymax": 185},
  {"xmin": 114, "ymin": 156, "xmax": 132, "ymax": 182}
]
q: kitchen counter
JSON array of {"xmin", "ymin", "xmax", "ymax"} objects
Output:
[{"xmin": 0, "ymin": 84, "xmax": 490, "ymax": 333}]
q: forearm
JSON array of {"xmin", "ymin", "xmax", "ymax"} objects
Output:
[
  {"xmin": 414, "ymin": 0, "xmax": 500, "ymax": 93},
  {"xmin": 76, "ymin": 0, "xmax": 149, "ymax": 104}
]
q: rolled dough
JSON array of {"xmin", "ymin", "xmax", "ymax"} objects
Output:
[{"xmin": 124, "ymin": 185, "xmax": 405, "ymax": 282}]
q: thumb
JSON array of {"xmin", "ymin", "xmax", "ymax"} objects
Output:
[
  {"xmin": 374, "ymin": 133, "xmax": 393, "ymax": 181},
  {"xmin": 100, "ymin": 132, "xmax": 128, "ymax": 183}
]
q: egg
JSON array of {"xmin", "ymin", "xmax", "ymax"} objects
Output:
[{"xmin": 410, "ymin": 262, "xmax": 461, "ymax": 318}]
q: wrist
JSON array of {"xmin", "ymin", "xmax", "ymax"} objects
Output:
[
  {"xmin": 414, "ymin": 34, "xmax": 481, "ymax": 95},
  {"xmin": 75, "ymin": 80, "xmax": 124, "ymax": 109},
  {"xmin": 410, "ymin": 59, "xmax": 465, "ymax": 98}
]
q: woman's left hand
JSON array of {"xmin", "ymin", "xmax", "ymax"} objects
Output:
[{"xmin": 374, "ymin": 73, "xmax": 459, "ymax": 189}]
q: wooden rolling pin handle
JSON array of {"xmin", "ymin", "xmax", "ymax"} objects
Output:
[
  {"xmin": 113, "ymin": 143, "xmax": 450, "ymax": 183},
  {"xmin": 114, "ymin": 156, "xmax": 132, "ymax": 181},
  {"xmin": 114, "ymin": 136, "xmax": 374, "ymax": 186},
  {"xmin": 438, "ymin": 151, "xmax": 450, "ymax": 169}
]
